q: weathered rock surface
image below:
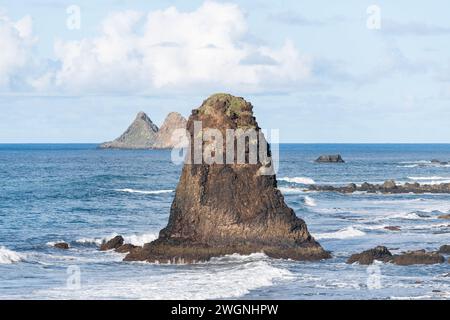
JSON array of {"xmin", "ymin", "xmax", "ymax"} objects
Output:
[
  {"xmin": 54, "ymin": 242, "xmax": 69, "ymax": 250},
  {"xmin": 309, "ymin": 180, "xmax": 450, "ymax": 194},
  {"xmin": 347, "ymin": 247, "xmax": 446, "ymax": 265},
  {"xmin": 124, "ymin": 93, "xmax": 330, "ymax": 263},
  {"xmin": 100, "ymin": 236, "xmax": 124, "ymax": 251},
  {"xmin": 152, "ymin": 112, "xmax": 188, "ymax": 149},
  {"xmin": 315, "ymin": 154, "xmax": 345, "ymax": 163},
  {"xmin": 115, "ymin": 244, "xmax": 139, "ymax": 253},
  {"xmin": 100, "ymin": 112, "xmax": 159, "ymax": 149},
  {"xmin": 347, "ymin": 246, "xmax": 393, "ymax": 265},
  {"xmin": 392, "ymin": 250, "xmax": 445, "ymax": 266}
]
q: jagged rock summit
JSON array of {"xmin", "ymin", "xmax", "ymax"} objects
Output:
[
  {"xmin": 124, "ymin": 93, "xmax": 330, "ymax": 263},
  {"xmin": 100, "ymin": 111, "xmax": 187, "ymax": 149}
]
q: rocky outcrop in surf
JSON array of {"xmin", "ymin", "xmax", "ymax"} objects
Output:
[
  {"xmin": 309, "ymin": 180, "xmax": 450, "ymax": 194},
  {"xmin": 99, "ymin": 111, "xmax": 187, "ymax": 149},
  {"xmin": 347, "ymin": 246, "xmax": 446, "ymax": 265},
  {"xmin": 124, "ymin": 93, "xmax": 330, "ymax": 263},
  {"xmin": 54, "ymin": 242, "xmax": 69, "ymax": 250},
  {"xmin": 315, "ymin": 154, "xmax": 345, "ymax": 163}
]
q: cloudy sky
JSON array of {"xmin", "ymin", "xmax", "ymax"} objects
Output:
[{"xmin": 0, "ymin": 0, "xmax": 449, "ymax": 143}]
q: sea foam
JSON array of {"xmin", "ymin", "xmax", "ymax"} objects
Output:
[
  {"xmin": 115, "ymin": 188, "xmax": 174, "ymax": 195},
  {"xmin": 279, "ymin": 177, "xmax": 316, "ymax": 185},
  {"xmin": 0, "ymin": 247, "xmax": 24, "ymax": 264},
  {"xmin": 313, "ymin": 226, "xmax": 366, "ymax": 240},
  {"xmin": 303, "ymin": 196, "xmax": 317, "ymax": 207}
]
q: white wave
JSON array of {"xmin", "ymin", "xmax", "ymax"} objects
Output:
[
  {"xmin": 398, "ymin": 161, "xmax": 450, "ymax": 168},
  {"xmin": 0, "ymin": 246, "xmax": 24, "ymax": 264},
  {"xmin": 303, "ymin": 196, "xmax": 317, "ymax": 207},
  {"xmin": 313, "ymin": 226, "xmax": 366, "ymax": 240},
  {"xmin": 115, "ymin": 188, "xmax": 174, "ymax": 195},
  {"xmin": 407, "ymin": 176, "xmax": 450, "ymax": 185},
  {"xmin": 76, "ymin": 232, "xmax": 158, "ymax": 247},
  {"xmin": 123, "ymin": 233, "xmax": 158, "ymax": 246},
  {"xmin": 278, "ymin": 187, "xmax": 305, "ymax": 194},
  {"xmin": 279, "ymin": 177, "xmax": 315, "ymax": 185},
  {"xmin": 46, "ymin": 240, "xmax": 66, "ymax": 247},
  {"xmin": 30, "ymin": 254, "xmax": 292, "ymax": 299}
]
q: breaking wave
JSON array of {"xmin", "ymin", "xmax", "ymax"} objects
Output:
[
  {"xmin": 279, "ymin": 177, "xmax": 315, "ymax": 185},
  {"xmin": 303, "ymin": 196, "xmax": 317, "ymax": 207},
  {"xmin": 76, "ymin": 232, "xmax": 158, "ymax": 247},
  {"xmin": 313, "ymin": 226, "xmax": 366, "ymax": 240},
  {"xmin": 0, "ymin": 247, "xmax": 24, "ymax": 264},
  {"xmin": 115, "ymin": 188, "xmax": 174, "ymax": 195}
]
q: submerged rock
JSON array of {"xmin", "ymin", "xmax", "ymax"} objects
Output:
[
  {"xmin": 54, "ymin": 242, "xmax": 69, "ymax": 250},
  {"xmin": 125, "ymin": 93, "xmax": 330, "ymax": 264},
  {"xmin": 100, "ymin": 236, "xmax": 124, "ymax": 251},
  {"xmin": 315, "ymin": 155, "xmax": 345, "ymax": 163},
  {"xmin": 347, "ymin": 246, "xmax": 393, "ymax": 265},
  {"xmin": 100, "ymin": 112, "xmax": 159, "ymax": 149},
  {"xmin": 384, "ymin": 226, "xmax": 401, "ymax": 231}
]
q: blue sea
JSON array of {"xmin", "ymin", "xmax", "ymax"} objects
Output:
[{"xmin": 0, "ymin": 144, "xmax": 449, "ymax": 300}]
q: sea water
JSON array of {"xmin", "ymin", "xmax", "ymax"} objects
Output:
[{"xmin": 0, "ymin": 144, "xmax": 449, "ymax": 299}]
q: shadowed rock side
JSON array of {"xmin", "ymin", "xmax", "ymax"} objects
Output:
[
  {"xmin": 309, "ymin": 180, "xmax": 450, "ymax": 194},
  {"xmin": 125, "ymin": 93, "xmax": 330, "ymax": 263},
  {"xmin": 100, "ymin": 112, "xmax": 159, "ymax": 149},
  {"xmin": 152, "ymin": 112, "xmax": 187, "ymax": 149}
]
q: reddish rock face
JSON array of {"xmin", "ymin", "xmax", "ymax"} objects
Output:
[
  {"xmin": 125, "ymin": 94, "xmax": 330, "ymax": 263},
  {"xmin": 153, "ymin": 112, "xmax": 187, "ymax": 149}
]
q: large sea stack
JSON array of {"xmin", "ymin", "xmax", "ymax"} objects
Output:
[
  {"xmin": 124, "ymin": 93, "xmax": 330, "ymax": 263},
  {"xmin": 153, "ymin": 112, "xmax": 188, "ymax": 149},
  {"xmin": 100, "ymin": 112, "xmax": 158, "ymax": 149}
]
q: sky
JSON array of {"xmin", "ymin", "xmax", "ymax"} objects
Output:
[{"xmin": 0, "ymin": 0, "xmax": 449, "ymax": 143}]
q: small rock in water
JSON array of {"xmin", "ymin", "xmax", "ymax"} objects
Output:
[
  {"xmin": 438, "ymin": 245, "xmax": 450, "ymax": 254},
  {"xmin": 115, "ymin": 244, "xmax": 138, "ymax": 253},
  {"xmin": 382, "ymin": 180, "xmax": 397, "ymax": 189},
  {"xmin": 315, "ymin": 154, "xmax": 345, "ymax": 163},
  {"xmin": 392, "ymin": 250, "xmax": 445, "ymax": 266},
  {"xmin": 54, "ymin": 242, "xmax": 69, "ymax": 250},
  {"xmin": 347, "ymin": 246, "xmax": 393, "ymax": 265},
  {"xmin": 384, "ymin": 226, "xmax": 401, "ymax": 231},
  {"xmin": 100, "ymin": 235, "xmax": 124, "ymax": 251},
  {"xmin": 438, "ymin": 214, "xmax": 450, "ymax": 220}
]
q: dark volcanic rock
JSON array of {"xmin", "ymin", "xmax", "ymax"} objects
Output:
[
  {"xmin": 100, "ymin": 236, "xmax": 124, "ymax": 251},
  {"xmin": 309, "ymin": 180, "xmax": 450, "ymax": 194},
  {"xmin": 315, "ymin": 154, "xmax": 345, "ymax": 163},
  {"xmin": 438, "ymin": 245, "xmax": 450, "ymax": 254},
  {"xmin": 124, "ymin": 93, "xmax": 330, "ymax": 264},
  {"xmin": 392, "ymin": 250, "xmax": 445, "ymax": 266},
  {"xmin": 99, "ymin": 112, "xmax": 159, "ymax": 149},
  {"xmin": 347, "ymin": 246, "xmax": 393, "ymax": 265},
  {"xmin": 54, "ymin": 242, "xmax": 69, "ymax": 250},
  {"xmin": 115, "ymin": 244, "xmax": 139, "ymax": 253}
]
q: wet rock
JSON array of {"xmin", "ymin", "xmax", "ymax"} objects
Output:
[
  {"xmin": 382, "ymin": 180, "xmax": 397, "ymax": 190},
  {"xmin": 100, "ymin": 236, "xmax": 124, "ymax": 251},
  {"xmin": 315, "ymin": 155, "xmax": 345, "ymax": 163},
  {"xmin": 438, "ymin": 245, "xmax": 450, "ymax": 254},
  {"xmin": 115, "ymin": 244, "xmax": 138, "ymax": 253},
  {"xmin": 438, "ymin": 214, "xmax": 450, "ymax": 220},
  {"xmin": 124, "ymin": 94, "xmax": 330, "ymax": 264},
  {"xmin": 392, "ymin": 250, "xmax": 445, "ymax": 266},
  {"xmin": 347, "ymin": 246, "xmax": 393, "ymax": 265},
  {"xmin": 54, "ymin": 242, "xmax": 69, "ymax": 250},
  {"xmin": 384, "ymin": 226, "xmax": 401, "ymax": 231}
]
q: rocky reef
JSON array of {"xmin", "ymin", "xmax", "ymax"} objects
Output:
[
  {"xmin": 309, "ymin": 180, "xmax": 450, "ymax": 194},
  {"xmin": 315, "ymin": 154, "xmax": 345, "ymax": 163},
  {"xmin": 124, "ymin": 93, "xmax": 330, "ymax": 263},
  {"xmin": 99, "ymin": 111, "xmax": 186, "ymax": 149},
  {"xmin": 347, "ymin": 246, "xmax": 446, "ymax": 266}
]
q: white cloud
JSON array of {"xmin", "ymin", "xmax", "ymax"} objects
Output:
[
  {"xmin": 41, "ymin": 1, "xmax": 311, "ymax": 94},
  {"xmin": 0, "ymin": 13, "xmax": 36, "ymax": 89}
]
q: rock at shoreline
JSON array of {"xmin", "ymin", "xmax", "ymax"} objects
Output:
[
  {"xmin": 100, "ymin": 112, "xmax": 159, "ymax": 149},
  {"xmin": 315, "ymin": 155, "xmax": 345, "ymax": 163},
  {"xmin": 347, "ymin": 247, "xmax": 446, "ymax": 265},
  {"xmin": 392, "ymin": 250, "xmax": 445, "ymax": 266},
  {"xmin": 309, "ymin": 180, "xmax": 450, "ymax": 194},
  {"xmin": 439, "ymin": 245, "xmax": 450, "ymax": 254},
  {"xmin": 124, "ymin": 93, "xmax": 330, "ymax": 264},
  {"xmin": 152, "ymin": 112, "xmax": 188, "ymax": 149},
  {"xmin": 347, "ymin": 246, "xmax": 393, "ymax": 265},
  {"xmin": 115, "ymin": 244, "xmax": 139, "ymax": 253},
  {"xmin": 54, "ymin": 242, "xmax": 69, "ymax": 250},
  {"xmin": 100, "ymin": 236, "xmax": 124, "ymax": 251},
  {"xmin": 438, "ymin": 214, "xmax": 450, "ymax": 220}
]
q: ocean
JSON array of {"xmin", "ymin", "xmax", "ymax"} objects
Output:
[{"xmin": 0, "ymin": 143, "xmax": 449, "ymax": 299}]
